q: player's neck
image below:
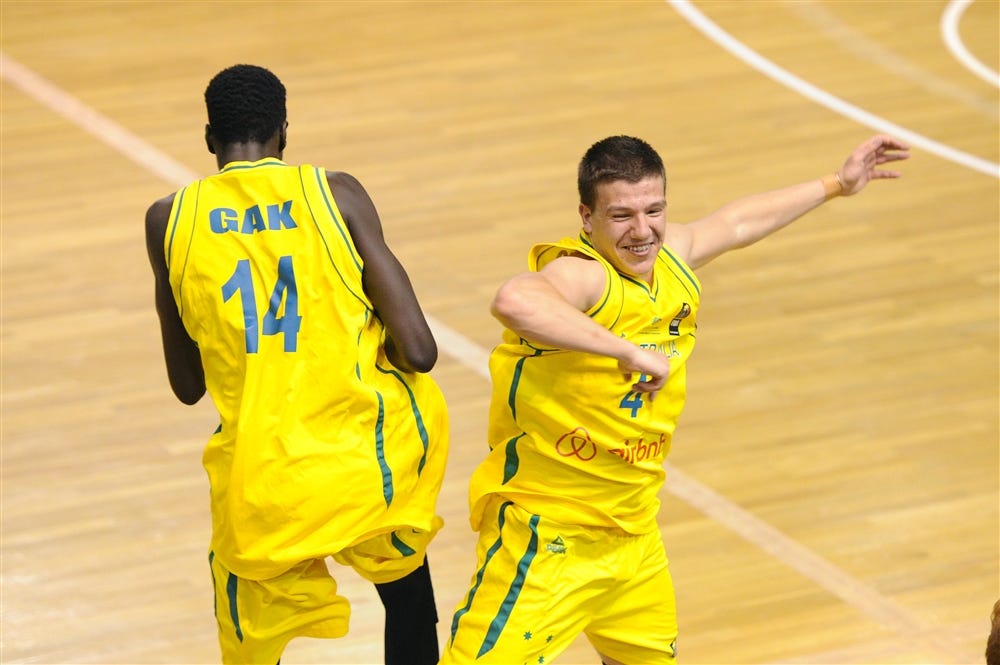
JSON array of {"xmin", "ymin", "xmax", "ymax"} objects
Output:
[{"xmin": 215, "ymin": 143, "xmax": 281, "ymax": 169}]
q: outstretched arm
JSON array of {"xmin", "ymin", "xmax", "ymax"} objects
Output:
[
  {"xmin": 492, "ymin": 256, "xmax": 671, "ymax": 394},
  {"xmin": 144, "ymin": 195, "xmax": 206, "ymax": 405},
  {"xmin": 667, "ymin": 134, "xmax": 910, "ymax": 269},
  {"xmin": 328, "ymin": 171, "xmax": 438, "ymax": 373}
]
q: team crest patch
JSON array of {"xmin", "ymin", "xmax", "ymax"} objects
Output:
[{"xmin": 546, "ymin": 535, "xmax": 566, "ymax": 554}]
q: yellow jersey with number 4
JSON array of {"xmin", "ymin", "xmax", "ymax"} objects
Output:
[
  {"xmin": 469, "ymin": 233, "xmax": 699, "ymax": 534},
  {"xmin": 165, "ymin": 158, "xmax": 447, "ymax": 580}
]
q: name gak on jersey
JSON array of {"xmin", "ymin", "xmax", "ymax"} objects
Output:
[{"xmin": 209, "ymin": 200, "xmax": 298, "ymax": 234}]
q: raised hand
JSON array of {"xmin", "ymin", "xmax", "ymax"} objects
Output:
[{"xmin": 838, "ymin": 134, "xmax": 911, "ymax": 196}]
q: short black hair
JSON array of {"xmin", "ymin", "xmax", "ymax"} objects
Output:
[
  {"xmin": 577, "ymin": 136, "xmax": 666, "ymax": 209},
  {"xmin": 204, "ymin": 64, "xmax": 286, "ymax": 146}
]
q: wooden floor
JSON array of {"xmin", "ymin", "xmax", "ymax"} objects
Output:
[{"xmin": 2, "ymin": 1, "xmax": 997, "ymax": 663}]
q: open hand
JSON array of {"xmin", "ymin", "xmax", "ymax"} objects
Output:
[{"xmin": 838, "ymin": 134, "xmax": 910, "ymax": 196}]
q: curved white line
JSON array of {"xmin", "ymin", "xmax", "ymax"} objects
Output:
[
  {"xmin": 787, "ymin": 0, "xmax": 995, "ymax": 117},
  {"xmin": 668, "ymin": 0, "xmax": 1000, "ymax": 179},
  {"xmin": 942, "ymin": 0, "xmax": 1000, "ymax": 88}
]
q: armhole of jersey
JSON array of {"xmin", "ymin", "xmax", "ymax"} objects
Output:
[
  {"xmin": 166, "ymin": 181, "xmax": 201, "ymax": 317},
  {"xmin": 303, "ymin": 166, "xmax": 364, "ymax": 274},
  {"xmin": 657, "ymin": 244, "xmax": 702, "ymax": 302},
  {"xmin": 164, "ymin": 184, "xmax": 189, "ymax": 270},
  {"xmin": 588, "ymin": 257, "xmax": 625, "ymax": 331},
  {"xmin": 298, "ymin": 166, "xmax": 371, "ymax": 310},
  {"xmin": 530, "ymin": 239, "xmax": 625, "ymax": 330}
]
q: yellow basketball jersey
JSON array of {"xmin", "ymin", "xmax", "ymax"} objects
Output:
[
  {"xmin": 469, "ymin": 233, "xmax": 699, "ymax": 534},
  {"xmin": 165, "ymin": 159, "xmax": 447, "ymax": 580}
]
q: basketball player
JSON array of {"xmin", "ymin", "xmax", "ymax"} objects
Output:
[
  {"xmin": 440, "ymin": 134, "xmax": 909, "ymax": 664},
  {"xmin": 144, "ymin": 64, "xmax": 447, "ymax": 665}
]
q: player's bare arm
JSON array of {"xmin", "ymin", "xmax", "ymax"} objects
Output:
[
  {"xmin": 491, "ymin": 255, "xmax": 670, "ymax": 393},
  {"xmin": 667, "ymin": 134, "xmax": 910, "ymax": 270},
  {"xmin": 144, "ymin": 194, "xmax": 206, "ymax": 405},
  {"xmin": 327, "ymin": 171, "xmax": 437, "ymax": 373}
]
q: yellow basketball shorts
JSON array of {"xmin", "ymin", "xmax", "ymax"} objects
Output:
[
  {"xmin": 440, "ymin": 497, "xmax": 678, "ymax": 664},
  {"xmin": 209, "ymin": 520, "xmax": 442, "ymax": 664}
]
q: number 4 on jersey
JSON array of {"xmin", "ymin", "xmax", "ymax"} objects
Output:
[
  {"xmin": 222, "ymin": 255, "xmax": 302, "ymax": 353},
  {"xmin": 619, "ymin": 380, "xmax": 647, "ymax": 418}
]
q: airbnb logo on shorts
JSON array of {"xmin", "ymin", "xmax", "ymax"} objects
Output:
[
  {"xmin": 554, "ymin": 427, "xmax": 598, "ymax": 461},
  {"xmin": 609, "ymin": 434, "xmax": 666, "ymax": 464}
]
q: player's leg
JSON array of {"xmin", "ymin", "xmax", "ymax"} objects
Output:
[
  {"xmin": 209, "ymin": 552, "xmax": 350, "ymax": 665},
  {"xmin": 585, "ymin": 530, "xmax": 678, "ymax": 665},
  {"xmin": 353, "ymin": 368, "xmax": 447, "ymax": 662},
  {"xmin": 335, "ymin": 520, "xmax": 444, "ymax": 664},
  {"xmin": 374, "ymin": 556, "xmax": 439, "ymax": 665},
  {"xmin": 440, "ymin": 498, "xmax": 600, "ymax": 664}
]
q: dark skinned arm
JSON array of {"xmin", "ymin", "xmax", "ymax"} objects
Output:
[
  {"xmin": 144, "ymin": 194, "xmax": 207, "ymax": 404},
  {"xmin": 327, "ymin": 171, "xmax": 437, "ymax": 373}
]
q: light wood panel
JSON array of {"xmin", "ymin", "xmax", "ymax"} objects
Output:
[{"xmin": 1, "ymin": 1, "xmax": 996, "ymax": 663}]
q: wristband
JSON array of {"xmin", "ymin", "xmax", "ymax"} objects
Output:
[{"xmin": 822, "ymin": 172, "xmax": 843, "ymax": 199}]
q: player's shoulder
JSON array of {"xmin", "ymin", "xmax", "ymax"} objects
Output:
[
  {"xmin": 145, "ymin": 192, "xmax": 177, "ymax": 237},
  {"xmin": 324, "ymin": 170, "xmax": 363, "ymax": 190},
  {"xmin": 544, "ymin": 251, "xmax": 601, "ymax": 271},
  {"xmin": 532, "ymin": 236, "xmax": 600, "ymax": 270},
  {"xmin": 323, "ymin": 170, "xmax": 373, "ymax": 210},
  {"xmin": 148, "ymin": 191, "xmax": 176, "ymax": 211}
]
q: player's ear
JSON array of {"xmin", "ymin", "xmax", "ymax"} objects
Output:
[
  {"xmin": 204, "ymin": 124, "xmax": 216, "ymax": 155},
  {"xmin": 579, "ymin": 203, "xmax": 593, "ymax": 233},
  {"xmin": 278, "ymin": 121, "xmax": 288, "ymax": 152}
]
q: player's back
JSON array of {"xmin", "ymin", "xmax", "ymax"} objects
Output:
[
  {"xmin": 166, "ymin": 158, "xmax": 378, "ymax": 425},
  {"xmin": 164, "ymin": 158, "xmax": 414, "ymax": 578}
]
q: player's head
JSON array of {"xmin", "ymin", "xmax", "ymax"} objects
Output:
[
  {"xmin": 577, "ymin": 136, "xmax": 668, "ymax": 284},
  {"xmin": 577, "ymin": 135, "xmax": 665, "ymax": 209},
  {"xmin": 204, "ymin": 64, "xmax": 286, "ymax": 148}
]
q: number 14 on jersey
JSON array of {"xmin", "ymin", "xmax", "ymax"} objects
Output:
[{"xmin": 221, "ymin": 255, "xmax": 301, "ymax": 353}]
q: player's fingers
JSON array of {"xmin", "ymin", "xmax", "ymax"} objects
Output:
[
  {"xmin": 633, "ymin": 374, "xmax": 666, "ymax": 393},
  {"xmin": 880, "ymin": 152, "xmax": 910, "ymax": 163},
  {"xmin": 870, "ymin": 134, "xmax": 910, "ymax": 151}
]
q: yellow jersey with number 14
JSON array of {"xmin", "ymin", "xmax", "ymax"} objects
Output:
[
  {"xmin": 165, "ymin": 158, "xmax": 447, "ymax": 581},
  {"xmin": 469, "ymin": 233, "xmax": 699, "ymax": 534}
]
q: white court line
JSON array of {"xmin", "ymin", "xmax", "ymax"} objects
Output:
[
  {"xmin": 787, "ymin": 0, "xmax": 996, "ymax": 118},
  {"xmin": 942, "ymin": 0, "xmax": 1000, "ymax": 88},
  {"xmin": 0, "ymin": 50, "xmax": 975, "ymax": 662},
  {"xmin": 668, "ymin": 0, "xmax": 1000, "ymax": 180},
  {"xmin": 0, "ymin": 54, "xmax": 197, "ymax": 187},
  {"xmin": 0, "ymin": 49, "xmax": 494, "ymax": 376}
]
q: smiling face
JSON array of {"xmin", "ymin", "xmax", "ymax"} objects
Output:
[{"xmin": 579, "ymin": 175, "xmax": 666, "ymax": 284}]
